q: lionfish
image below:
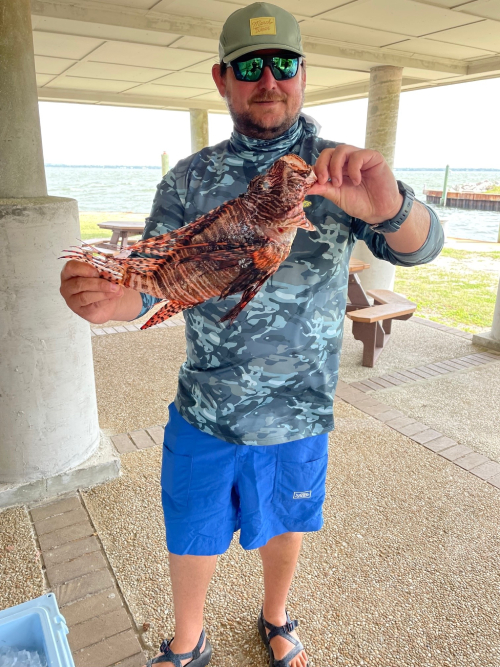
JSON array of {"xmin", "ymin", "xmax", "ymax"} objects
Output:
[{"xmin": 63, "ymin": 154, "xmax": 317, "ymax": 329}]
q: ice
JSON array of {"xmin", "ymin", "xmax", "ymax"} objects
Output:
[{"xmin": 0, "ymin": 646, "xmax": 48, "ymax": 667}]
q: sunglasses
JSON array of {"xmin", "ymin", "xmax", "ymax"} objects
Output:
[{"xmin": 228, "ymin": 52, "xmax": 302, "ymax": 82}]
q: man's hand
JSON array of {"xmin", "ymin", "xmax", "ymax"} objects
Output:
[
  {"xmin": 308, "ymin": 145, "xmax": 403, "ymax": 224},
  {"xmin": 60, "ymin": 260, "xmax": 142, "ymax": 324}
]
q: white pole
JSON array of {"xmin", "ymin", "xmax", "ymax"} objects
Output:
[
  {"xmin": 472, "ymin": 275, "xmax": 500, "ymax": 351},
  {"xmin": 351, "ymin": 65, "xmax": 404, "ymax": 291},
  {"xmin": 190, "ymin": 109, "xmax": 209, "ymax": 153}
]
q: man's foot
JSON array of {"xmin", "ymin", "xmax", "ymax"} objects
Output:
[
  {"xmin": 263, "ymin": 610, "xmax": 308, "ymax": 667},
  {"xmin": 142, "ymin": 635, "xmax": 207, "ymax": 667}
]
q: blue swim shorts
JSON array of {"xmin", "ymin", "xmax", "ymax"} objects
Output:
[{"xmin": 160, "ymin": 403, "xmax": 329, "ymax": 556}]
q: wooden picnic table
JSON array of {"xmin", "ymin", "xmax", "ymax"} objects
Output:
[
  {"xmin": 346, "ymin": 257, "xmax": 417, "ymax": 367},
  {"xmin": 347, "ymin": 257, "xmax": 371, "ymax": 310},
  {"xmin": 97, "ymin": 220, "xmax": 145, "ymax": 250}
]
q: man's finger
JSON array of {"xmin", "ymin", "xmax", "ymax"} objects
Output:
[
  {"xmin": 67, "ymin": 276, "xmax": 122, "ymax": 297},
  {"xmin": 313, "ymin": 148, "xmax": 335, "ymax": 185},
  {"xmin": 346, "ymin": 152, "xmax": 367, "ymax": 187},
  {"xmin": 74, "ymin": 290, "xmax": 122, "ymax": 308},
  {"xmin": 78, "ymin": 300, "xmax": 117, "ymax": 322},
  {"xmin": 60, "ymin": 259, "xmax": 99, "ymax": 281},
  {"xmin": 328, "ymin": 148, "xmax": 350, "ymax": 188}
]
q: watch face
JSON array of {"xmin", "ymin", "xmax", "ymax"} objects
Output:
[{"xmin": 399, "ymin": 180, "xmax": 415, "ymax": 197}]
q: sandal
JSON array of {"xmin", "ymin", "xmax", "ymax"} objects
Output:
[
  {"xmin": 146, "ymin": 629, "xmax": 212, "ymax": 666},
  {"xmin": 258, "ymin": 609, "xmax": 308, "ymax": 667}
]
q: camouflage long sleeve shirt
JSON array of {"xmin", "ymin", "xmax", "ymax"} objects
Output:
[{"xmin": 138, "ymin": 115, "xmax": 444, "ymax": 446}]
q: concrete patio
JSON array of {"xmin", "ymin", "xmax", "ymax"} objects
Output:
[{"xmin": 1, "ymin": 312, "xmax": 500, "ymax": 667}]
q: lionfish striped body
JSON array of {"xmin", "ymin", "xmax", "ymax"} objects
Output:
[{"xmin": 63, "ymin": 154, "xmax": 317, "ymax": 329}]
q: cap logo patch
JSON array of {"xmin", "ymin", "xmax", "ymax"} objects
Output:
[{"xmin": 250, "ymin": 17, "xmax": 277, "ymax": 36}]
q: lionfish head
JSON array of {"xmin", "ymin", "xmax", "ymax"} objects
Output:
[{"xmin": 247, "ymin": 154, "xmax": 317, "ymax": 214}]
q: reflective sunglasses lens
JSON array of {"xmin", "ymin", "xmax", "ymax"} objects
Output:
[
  {"xmin": 234, "ymin": 57, "xmax": 264, "ymax": 81},
  {"xmin": 271, "ymin": 57, "xmax": 299, "ymax": 80}
]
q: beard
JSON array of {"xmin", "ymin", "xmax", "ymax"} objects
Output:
[{"xmin": 226, "ymin": 89, "xmax": 304, "ymax": 140}]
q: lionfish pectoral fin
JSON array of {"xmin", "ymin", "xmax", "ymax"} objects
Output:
[
  {"xmin": 220, "ymin": 255, "xmax": 279, "ymax": 323},
  {"xmin": 141, "ymin": 300, "xmax": 192, "ymax": 330},
  {"xmin": 219, "ymin": 270, "xmax": 274, "ymax": 324},
  {"xmin": 218, "ymin": 242, "xmax": 278, "ymax": 300}
]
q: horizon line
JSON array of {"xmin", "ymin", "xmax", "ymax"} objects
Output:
[{"xmin": 45, "ymin": 164, "xmax": 500, "ymax": 171}]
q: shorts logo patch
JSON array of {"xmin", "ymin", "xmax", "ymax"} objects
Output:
[{"xmin": 293, "ymin": 491, "xmax": 311, "ymax": 499}]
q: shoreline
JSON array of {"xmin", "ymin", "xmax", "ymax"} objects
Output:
[{"xmin": 444, "ymin": 237, "xmax": 500, "ymax": 251}]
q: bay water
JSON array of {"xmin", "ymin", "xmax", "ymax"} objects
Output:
[{"xmin": 45, "ymin": 165, "xmax": 500, "ymax": 243}]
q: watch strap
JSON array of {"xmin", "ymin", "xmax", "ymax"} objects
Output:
[{"xmin": 371, "ymin": 180, "xmax": 415, "ymax": 233}]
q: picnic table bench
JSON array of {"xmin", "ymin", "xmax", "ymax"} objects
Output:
[{"xmin": 347, "ymin": 287, "xmax": 417, "ymax": 367}]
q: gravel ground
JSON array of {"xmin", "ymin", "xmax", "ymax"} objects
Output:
[
  {"xmin": 82, "ymin": 402, "xmax": 500, "ymax": 667},
  {"xmin": 374, "ymin": 360, "xmax": 500, "ymax": 462},
  {"xmin": 0, "ymin": 506, "xmax": 45, "ymax": 611},
  {"xmin": 339, "ymin": 318, "xmax": 484, "ymax": 384},
  {"xmin": 92, "ymin": 325, "xmax": 186, "ymax": 434}
]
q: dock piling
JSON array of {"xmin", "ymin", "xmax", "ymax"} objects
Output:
[{"xmin": 440, "ymin": 164, "xmax": 449, "ymax": 206}]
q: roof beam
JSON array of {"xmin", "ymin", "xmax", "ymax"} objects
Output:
[
  {"xmin": 31, "ymin": 0, "xmax": 467, "ymax": 74},
  {"xmin": 304, "ymin": 81, "xmax": 370, "ymax": 105},
  {"xmin": 302, "ymin": 39, "xmax": 467, "ymax": 75},
  {"xmin": 37, "ymin": 86, "xmax": 227, "ymax": 111},
  {"xmin": 467, "ymin": 55, "xmax": 500, "ymax": 76},
  {"xmin": 31, "ymin": 0, "xmax": 221, "ymax": 40},
  {"xmin": 303, "ymin": 76, "xmax": 425, "ymax": 105}
]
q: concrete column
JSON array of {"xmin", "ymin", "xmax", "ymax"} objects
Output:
[
  {"xmin": 351, "ymin": 66, "xmax": 404, "ymax": 291},
  {"xmin": 472, "ymin": 276, "xmax": 500, "ymax": 351},
  {"xmin": 161, "ymin": 151, "xmax": 169, "ymax": 176},
  {"xmin": 0, "ymin": 0, "xmax": 118, "ymax": 507},
  {"xmin": 0, "ymin": 0, "xmax": 47, "ymax": 198},
  {"xmin": 190, "ymin": 109, "xmax": 209, "ymax": 153}
]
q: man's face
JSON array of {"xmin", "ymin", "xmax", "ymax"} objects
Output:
[{"xmin": 212, "ymin": 49, "xmax": 306, "ymax": 140}]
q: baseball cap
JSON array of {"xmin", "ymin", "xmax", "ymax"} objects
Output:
[{"xmin": 219, "ymin": 2, "xmax": 304, "ymax": 64}]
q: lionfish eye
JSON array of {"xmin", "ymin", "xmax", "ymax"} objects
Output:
[{"xmin": 262, "ymin": 180, "xmax": 270, "ymax": 190}]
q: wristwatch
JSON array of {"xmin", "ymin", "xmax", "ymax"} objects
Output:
[{"xmin": 370, "ymin": 180, "xmax": 415, "ymax": 234}]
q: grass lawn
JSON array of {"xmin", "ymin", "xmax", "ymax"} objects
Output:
[
  {"xmin": 395, "ymin": 248, "xmax": 500, "ymax": 333},
  {"xmin": 79, "ymin": 212, "xmax": 147, "ymax": 241}
]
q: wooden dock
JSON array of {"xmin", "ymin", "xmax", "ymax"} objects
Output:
[{"xmin": 424, "ymin": 189, "xmax": 500, "ymax": 211}]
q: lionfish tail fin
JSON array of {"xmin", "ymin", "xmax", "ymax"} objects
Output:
[
  {"xmin": 60, "ymin": 247, "xmax": 127, "ymax": 286},
  {"xmin": 61, "ymin": 246, "xmax": 167, "ymax": 290}
]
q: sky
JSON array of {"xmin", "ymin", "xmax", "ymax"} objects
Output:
[{"xmin": 38, "ymin": 76, "xmax": 500, "ymax": 170}]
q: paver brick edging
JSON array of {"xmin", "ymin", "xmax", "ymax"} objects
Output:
[
  {"xmin": 30, "ymin": 494, "xmax": 146, "ymax": 667},
  {"xmin": 412, "ymin": 316, "xmax": 474, "ymax": 339},
  {"xmin": 335, "ymin": 380, "xmax": 500, "ymax": 492},
  {"xmin": 91, "ymin": 319, "xmax": 185, "ymax": 337},
  {"xmin": 348, "ymin": 351, "xmax": 500, "ymax": 394},
  {"xmin": 111, "ymin": 426, "xmax": 163, "ymax": 454}
]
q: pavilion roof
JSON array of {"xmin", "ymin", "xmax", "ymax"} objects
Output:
[{"xmin": 32, "ymin": 0, "xmax": 500, "ymax": 112}]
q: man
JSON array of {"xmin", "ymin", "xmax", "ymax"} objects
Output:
[{"xmin": 60, "ymin": 3, "xmax": 443, "ymax": 666}]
